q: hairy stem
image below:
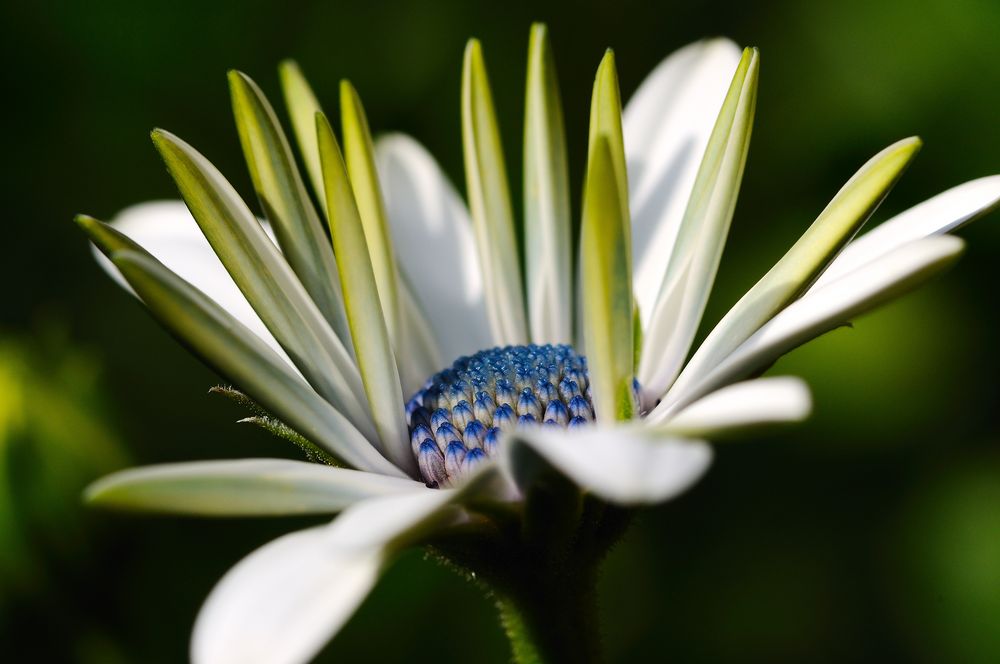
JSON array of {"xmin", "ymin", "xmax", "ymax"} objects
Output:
[{"xmin": 495, "ymin": 564, "xmax": 602, "ymax": 664}]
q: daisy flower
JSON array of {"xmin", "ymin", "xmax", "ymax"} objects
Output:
[{"xmin": 79, "ymin": 24, "xmax": 999, "ymax": 664}]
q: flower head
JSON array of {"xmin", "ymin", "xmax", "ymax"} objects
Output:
[{"xmin": 80, "ymin": 24, "xmax": 999, "ymax": 664}]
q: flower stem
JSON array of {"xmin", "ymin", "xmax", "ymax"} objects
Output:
[
  {"xmin": 495, "ymin": 565, "xmax": 602, "ymax": 664},
  {"xmin": 431, "ymin": 496, "xmax": 628, "ymax": 663}
]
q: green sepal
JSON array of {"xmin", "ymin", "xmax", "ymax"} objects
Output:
[{"xmin": 210, "ymin": 385, "xmax": 336, "ymax": 465}]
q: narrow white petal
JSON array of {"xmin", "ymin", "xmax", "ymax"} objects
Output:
[
  {"xmin": 624, "ymin": 38, "xmax": 742, "ymax": 327},
  {"xmin": 323, "ymin": 485, "xmax": 466, "ymax": 549},
  {"xmin": 191, "ymin": 525, "xmax": 382, "ymax": 664},
  {"xmin": 192, "ymin": 468, "xmax": 507, "ymax": 664},
  {"xmin": 374, "ymin": 134, "xmax": 493, "ymax": 360},
  {"xmin": 461, "ymin": 42, "xmax": 529, "ymax": 346},
  {"xmin": 812, "ymin": 175, "xmax": 1000, "ymax": 289},
  {"xmin": 85, "ymin": 458, "xmax": 426, "ymax": 516},
  {"xmin": 318, "ymin": 116, "xmax": 413, "ymax": 474},
  {"xmin": 192, "ymin": 491, "xmax": 448, "ymax": 664},
  {"xmin": 524, "ymin": 24, "xmax": 572, "ymax": 345},
  {"xmin": 657, "ymin": 377, "xmax": 812, "ymax": 437},
  {"xmin": 667, "ymin": 138, "xmax": 920, "ymax": 404},
  {"xmin": 656, "ymin": 236, "xmax": 965, "ymax": 416},
  {"xmin": 504, "ymin": 425, "xmax": 712, "ymax": 506},
  {"xmin": 636, "ymin": 48, "xmax": 759, "ymax": 399},
  {"xmin": 95, "ymin": 200, "xmax": 291, "ymax": 365},
  {"xmin": 111, "ymin": 250, "xmax": 400, "ymax": 475}
]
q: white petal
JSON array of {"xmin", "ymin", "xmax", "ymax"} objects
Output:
[
  {"xmin": 656, "ymin": 235, "xmax": 965, "ymax": 416},
  {"xmin": 192, "ymin": 491, "xmax": 447, "ymax": 664},
  {"xmin": 657, "ymin": 377, "xmax": 812, "ymax": 437},
  {"xmin": 85, "ymin": 458, "xmax": 426, "ymax": 516},
  {"xmin": 191, "ymin": 525, "xmax": 382, "ymax": 664},
  {"xmin": 374, "ymin": 134, "xmax": 493, "ymax": 360},
  {"xmin": 811, "ymin": 175, "xmax": 1000, "ymax": 289},
  {"xmin": 96, "ymin": 200, "xmax": 291, "ymax": 365},
  {"xmin": 192, "ymin": 468, "xmax": 507, "ymax": 664},
  {"xmin": 324, "ymin": 484, "xmax": 468, "ymax": 549},
  {"xmin": 624, "ymin": 38, "xmax": 742, "ymax": 327},
  {"xmin": 504, "ymin": 425, "xmax": 712, "ymax": 506},
  {"xmin": 635, "ymin": 48, "xmax": 758, "ymax": 400},
  {"xmin": 666, "ymin": 138, "xmax": 920, "ymax": 406}
]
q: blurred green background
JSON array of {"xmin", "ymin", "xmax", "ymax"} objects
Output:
[{"xmin": 3, "ymin": 0, "xmax": 999, "ymax": 661}]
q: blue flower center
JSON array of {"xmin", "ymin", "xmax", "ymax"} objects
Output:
[{"xmin": 406, "ymin": 344, "xmax": 631, "ymax": 487}]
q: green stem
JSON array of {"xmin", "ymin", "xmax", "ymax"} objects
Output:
[
  {"xmin": 431, "ymin": 494, "xmax": 628, "ymax": 663},
  {"xmin": 495, "ymin": 565, "xmax": 602, "ymax": 664}
]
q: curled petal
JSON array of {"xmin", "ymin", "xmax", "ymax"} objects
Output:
[
  {"xmin": 656, "ymin": 377, "xmax": 811, "ymax": 437},
  {"xmin": 504, "ymin": 425, "xmax": 711, "ymax": 506}
]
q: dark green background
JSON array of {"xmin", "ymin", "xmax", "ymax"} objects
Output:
[{"xmin": 3, "ymin": 0, "xmax": 999, "ymax": 661}]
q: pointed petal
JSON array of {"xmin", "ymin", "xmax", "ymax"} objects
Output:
[
  {"xmin": 657, "ymin": 377, "xmax": 811, "ymax": 438},
  {"xmin": 462, "ymin": 39, "xmax": 528, "ymax": 345},
  {"xmin": 83, "ymin": 201, "xmax": 294, "ymax": 364},
  {"xmin": 277, "ymin": 68, "xmax": 423, "ymax": 390},
  {"xmin": 317, "ymin": 114, "xmax": 413, "ymax": 475},
  {"xmin": 151, "ymin": 129, "xmax": 375, "ymax": 441},
  {"xmin": 109, "ymin": 249, "xmax": 403, "ymax": 476},
  {"xmin": 504, "ymin": 425, "xmax": 712, "ymax": 506},
  {"xmin": 812, "ymin": 175, "xmax": 1000, "ymax": 289},
  {"xmin": 626, "ymin": 39, "xmax": 742, "ymax": 329},
  {"xmin": 588, "ymin": 51, "xmax": 630, "ymax": 226},
  {"xmin": 524, "ymin": 23, "xmax": 572, "ymax": 344},
  {"xmin": 278, "ymin": 60, "xmax": 327, "ymax": 216},
  {"xmin": 670, "ymin": 138, "xmax": 921, "ymax": 402},
  {"xmin": 191, "ymin": 468, "xmax": 505, "ymax": 664},
  {"xmin": 85, "ymin": 458, "xmax": 425, "ymax": 516},
  {"xmin": 654, "ymin": 236, "xmax": 965, "ymax": 416},
  {"xmin": 374, "ymin": 133, "xmax": 492, "ymax": 359},
  {"xmin": 582, "ymin": 136, "xmax": 634, "ymax": 422},
  {"xmin": 637, "ymin": 48, "xmax": 759, "ymax": 399},
  {"xmin": 229, "ymin": 70, "xmax": 352, "ymax": 344},
  {"xmin": 341, "ymin": 80, "xmax": 403, "ymax": 346}
]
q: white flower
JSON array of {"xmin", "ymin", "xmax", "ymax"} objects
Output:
[{"xmin": 80, "ymin": 25, "xmax": 999, "ymax": 664}]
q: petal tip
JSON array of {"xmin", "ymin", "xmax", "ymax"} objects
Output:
[
  {"xmin": 73, "ymin": 213, "xmax": 96, "ymax": 229},
  {"xmin": 465, "ymin": 37, "xmax": 483, "ymax": 59},
  {"xmin": 529, "ymin": 22, "xmax": 548, "ymax": 38}
]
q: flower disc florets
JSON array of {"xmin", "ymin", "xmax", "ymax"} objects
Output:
[{"xmin": 407, "ymin": 344, "xmax": 614, "ymax": 487}]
